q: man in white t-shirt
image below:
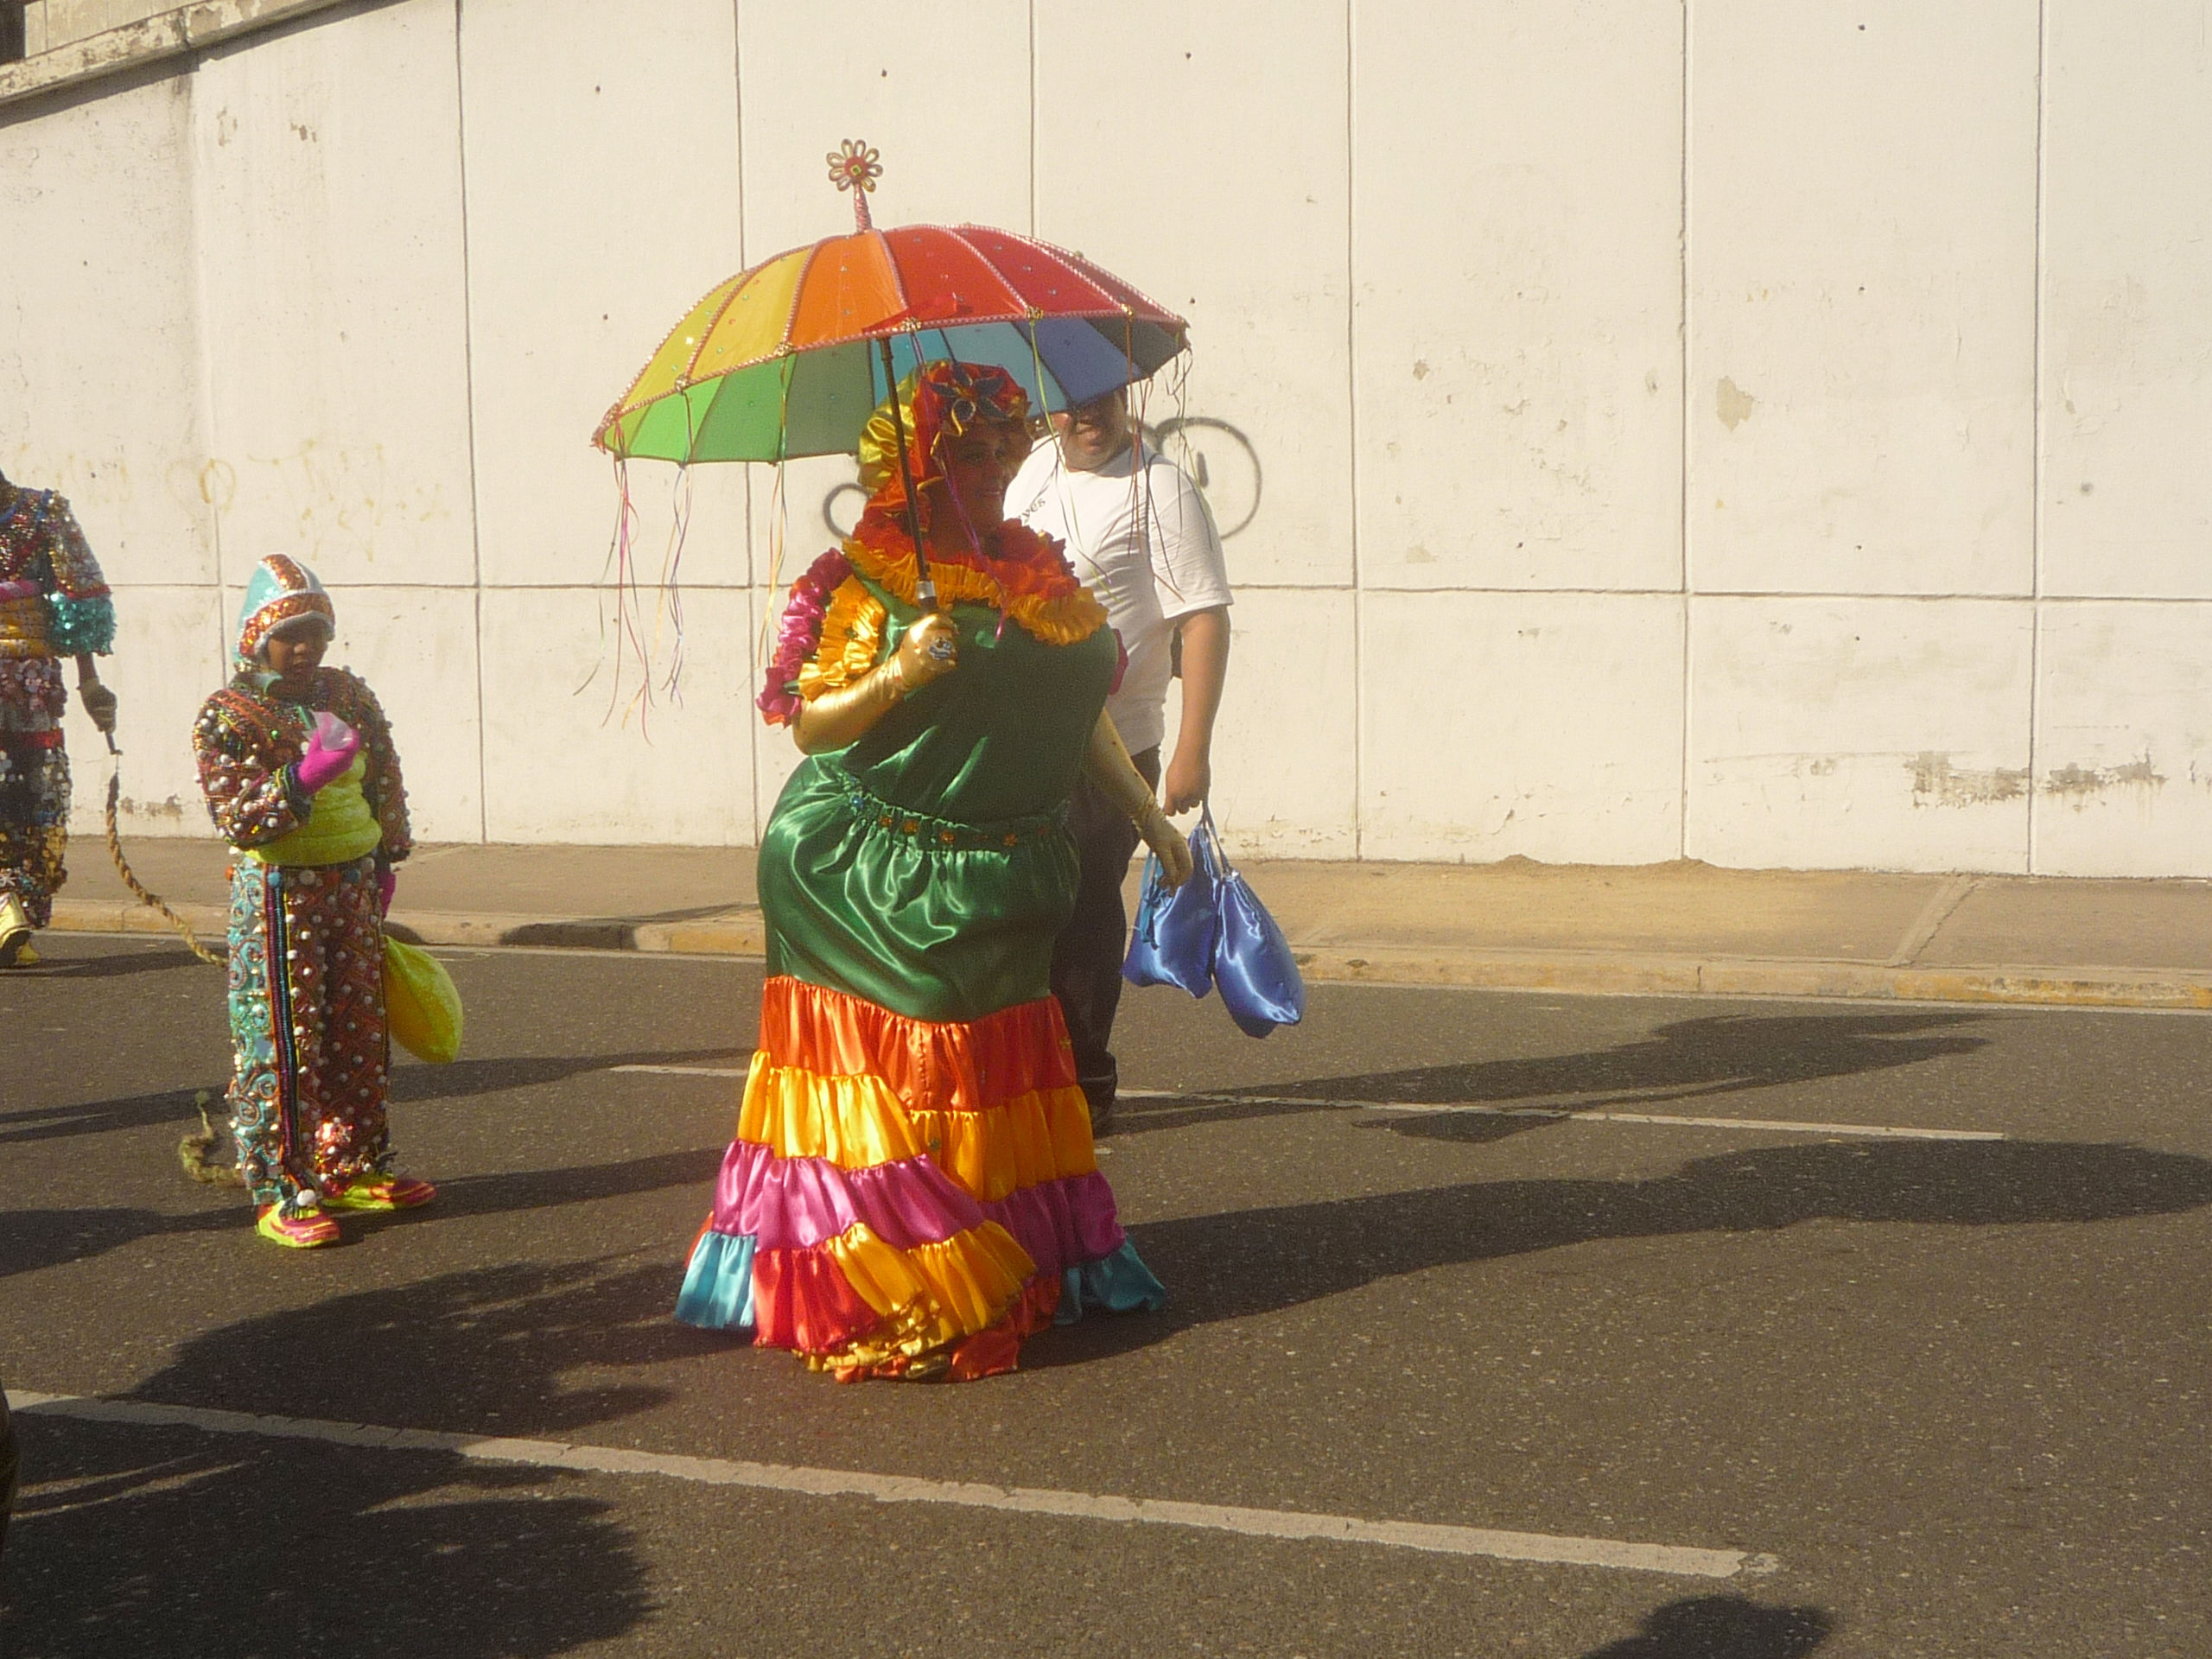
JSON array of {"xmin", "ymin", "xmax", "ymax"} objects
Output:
[{"xmin": 1006, "ymin": 386, "xmax": 1232, "ymax": 1135}]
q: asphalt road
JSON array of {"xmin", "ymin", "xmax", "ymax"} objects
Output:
[{"xmin": 3, "ymin": 935, "xmax": 2208, "ymax": 1658}]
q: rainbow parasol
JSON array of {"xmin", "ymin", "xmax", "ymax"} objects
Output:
[{"xmin": 594, "ymin": 142, "xmax": 1188, "ymax": 465}]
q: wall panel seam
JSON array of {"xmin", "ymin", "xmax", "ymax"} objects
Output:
[
  {"xmin": 1677, "ymin": 0, "xmax": 1694, "ymax": 862},
  {"xmin": 1344, "ymin": 0, "xmax": 1362, "ymax": 861},
  {"xmin": 453, "ymin": 0, "xmax": 487, "ymax": 844},
  {"xmin": 2027, "ymin": 0, "xmax": 2050, "ymax": 874}
]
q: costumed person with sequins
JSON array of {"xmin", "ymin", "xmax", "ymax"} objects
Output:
[
  {"xmin": 191, "ymin": 556, "xmax": 435, "ymax": 1249},
  {"xmin": 676, "ymin": 361, "xmax": 1192, "ymax": 1380},
  {"xmin": 0, "ymin": 470, "xmax": 118, "ymax": 967}
]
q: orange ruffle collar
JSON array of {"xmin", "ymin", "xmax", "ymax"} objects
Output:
[{"xmin": 842, "ymin": 505, "xmax": 1108, "ymax": 647}]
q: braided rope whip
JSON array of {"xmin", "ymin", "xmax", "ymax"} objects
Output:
[
  {"xmin": 178, "ymin": 1088, "xmax": 245, "ymax": 1186},
  {"xmin": 103, "ymin": 753, "xmax": 222, "ymax": 966},
  {"xmin": 96, "ymin": 742, "xmax": 240, "ymax": 1183}
]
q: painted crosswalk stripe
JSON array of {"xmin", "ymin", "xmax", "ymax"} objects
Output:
[{"xmin": 8, "ymin": 1390, "xmax": 1771, "ymax": 1581}]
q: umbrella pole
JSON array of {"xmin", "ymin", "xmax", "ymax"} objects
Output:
[{"xmin": 878, "ymin": 338, "xmax": 937, "ymax": 612}]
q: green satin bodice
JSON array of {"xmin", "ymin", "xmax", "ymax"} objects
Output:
[{"xmin": 759, "ymin": 580, "xmax": 1117, "ymax": 1024}]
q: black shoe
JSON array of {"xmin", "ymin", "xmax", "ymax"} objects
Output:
[{"xmin": 1079, "ymin": 1075, "xmax": 1117, "ymax": 1138}]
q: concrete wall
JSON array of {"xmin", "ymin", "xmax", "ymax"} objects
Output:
[
  {"xmin": 3, "ymin": 0, "xmax": 2210, "ymax": 874},
  {"xmin": 16, "ymin": 1, "xmax": 173, "ymax": 56}
]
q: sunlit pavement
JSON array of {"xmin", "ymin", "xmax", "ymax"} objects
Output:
[{"xmin": 3, "ymin": 935, "xmax": 2208, "ymax": 1656}]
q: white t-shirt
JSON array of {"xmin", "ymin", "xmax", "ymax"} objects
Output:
[{"xmin": 1004, "ymin": 438, "xmax": 1233, "ymax": 755}]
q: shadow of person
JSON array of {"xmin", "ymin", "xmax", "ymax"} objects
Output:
[
  {"xmin": 3, "ymin": 1413, "xmax": 648, "ymax": 1654},
  {"xmin": 129, "ymin": 1257, "xmax": 699, "ymax": 1435},
  {"xmin": 395, "ymin": 1147, "xmax": 724, "ymax": 1224},
  {"xmin": 385, "ymin": 1044, "xmax": 751, "ymax": 1107},
  {"xmin": 0, "ymin": 1205, "xmax": 234, "ymax": 1280},
  {"xmin": 0, "ymin": 1086, "xmax": 212, "ymax": 1148},
  {"xmin": 3, "ymin": 1259, "xmax": 687, "ymax": 1649},
  {"xmin": 26, "ymin": 944, "xmax": 213, "ymax": 981},
  {"xmin": 1577, "ymin": 1594, "xmax": 1834, "ymax": 1658},
  {"xmin": 1114, "ymin": 1009, "xmax": 1993, "ymax": 1141},
  {"xmin": 1, "ymin": 1046, "xmax": 751, "ymax": 1152},
  {"xmin": 1, "ymin": 1145, "xmax": 725, "ymax": 1280},
  {"xmin": 1103, "ymin": 1136, "xmax": 2212, "ymax": 1337}
]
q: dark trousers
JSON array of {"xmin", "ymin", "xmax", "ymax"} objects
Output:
[{"xmin": 1050, "ymin": 746, "xmax": 1161, "ymax": 1135}]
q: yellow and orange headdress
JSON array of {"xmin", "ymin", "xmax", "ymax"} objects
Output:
[{"xmin": 856, "ymin": 360, "xmax": 1031, "ymax": 530}]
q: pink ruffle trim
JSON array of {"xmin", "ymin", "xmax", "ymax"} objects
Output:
[
  {"xmin": 707, "ymin": 1138, "xmax": 1123, "ymax": 1277},
  {"xmin": 758, "ymin": 550, "xmax": 852, "ymax": 726}
]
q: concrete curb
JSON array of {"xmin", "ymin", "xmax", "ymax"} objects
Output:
[
  {"xmin": 46, "ymin": 900, "xmax": 772, "ymax": 957},
  {"xmin": 45, "ymin": 900, "xmax": 2212, "ymax": 1010},
  {"xmin": 1282, "ymin": 944, "xmax": 2212, "ymax": 1011}
]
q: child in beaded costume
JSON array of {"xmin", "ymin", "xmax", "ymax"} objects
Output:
[
  {"xmin": 192, "ymin": 556, "xmax": 435, "ymax": 1249},
  {"xmin": 0, "ymin": 471, "xmax": 118, "ymax": 967}
]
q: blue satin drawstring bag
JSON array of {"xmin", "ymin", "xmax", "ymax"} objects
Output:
[
  {"xmin": 1211, "ymin": 828, "xmax": 1306, "ymax": 1038},
  {"xmin": 1123, "ymin": 808, "xmax": 1306, "ymax": 1038},
  {"xmin": 1122, "ymin": 817, "xmax": 1219, "ymax": 996}
]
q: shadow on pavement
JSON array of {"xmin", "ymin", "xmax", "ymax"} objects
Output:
[
  {"xmin": 0, "ymin": 1206, "xmax": 232, "ymax": 1280},
  {"xmin": 2, "ymin": 1259, "xmax": 676, "ymax": 1650},
  {"xmin": 3, "ymin": 1419, "xmax": 646, "ymax": 1656},
  {"xmin": 1576, "ymin": 1595, "xmax": 1834, "ymax": 1657},
  {"xmin": 0, "ymin": 1046, "xmax": 748, "ymax": 1151},
  {"xmin": 0, "ymin": 1086, "xmax": 209, "ymax": 1148},
  {"xmin": 130, "ymin": 1258, "xmax": 698, "ymax": 1431},
  {"xmin": 387, "ymin": 1045, "xmax": 749, "ymax": 1106},
  {"xmin": 0, "ymin": 1147, "xmax": 721, "ymax": 1279},
  {"xmin": 1082, "ymin": 1135, "xmax": 2212, "ymax": 1342},
  {"xmin": 1116, "ymin": 1009, "xmax": 1992, "ymax": 1140},
  {"xmin": 14, "ymin": 944, "xmax": 213, "ymax": 981},
  {"xmin": 405, "ymin": 1148, "xmax": 722, "ymax": 1224}
]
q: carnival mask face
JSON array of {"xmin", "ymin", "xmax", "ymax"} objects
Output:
[{"xmin": 934, "ymin": 422, "xmax": 1030, "ymax": 532}]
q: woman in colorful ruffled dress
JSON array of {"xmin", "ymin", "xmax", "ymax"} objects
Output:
[
  {"xmin": 192, "ymin": 556, "xmax": 435, "ymax": 1248},
  {"xmin": 677, "ymin": 361, "xmax": 1192, "ymax": 1381}
]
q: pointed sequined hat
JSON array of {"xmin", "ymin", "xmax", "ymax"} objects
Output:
[{"xmin": 236, "ymin": 555, "xmax": 335, "ymax": 663}]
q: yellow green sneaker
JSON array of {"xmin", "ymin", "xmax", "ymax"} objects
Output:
[
  {"xmin": 323, "ymin": 1173, "xmax": 436, "ymax": 1212},
  {"xmin": 255, "ymin": 1203, "xmax": 340, "ymax": 1249}
]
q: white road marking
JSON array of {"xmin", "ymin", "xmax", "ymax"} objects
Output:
[
  {"xmin": 8, "ymin": 1390, "xmax": 1770, "ymax": 1581},
  {"xmin": 1122, "ymin": 1090, "xmax": 2002, "ymax": 1141},
  {"xmin": 615, "ymin": 1066, "xmax": 2001, "ymax": 1140}
]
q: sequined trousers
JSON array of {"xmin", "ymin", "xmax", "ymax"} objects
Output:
[
  {"xmin": 0, "ymin": 659, "xmax": 70, "ymax": 928},
  {"xmin": 226, "ymin": 855, "xmax": 394, "ymax": 1211}
]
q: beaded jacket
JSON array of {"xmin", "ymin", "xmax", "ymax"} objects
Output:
[
  {"xmin": 0, "ymin": 489, "xmax": 116, "ymax": 660},
  {"xmin": 192, "ymin": 668, "xmax": 411, "ymax": 861}
]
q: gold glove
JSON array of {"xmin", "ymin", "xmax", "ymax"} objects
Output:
[
  {"xmin": 792, "ymin": 613, "xmax": 958, "ymax": 754},
  {"xmin": 1084, "ymin": 712, "xmax": 1193, "ymax": 888}
]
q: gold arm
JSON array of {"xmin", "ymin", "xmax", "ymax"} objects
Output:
[
  {"xmin": 1084, "ymin": 711, "xmax": 1192, "ymax": 887},
  {"xmin": 791, "ymin": 658, "xmax": 911, "ymax": 753}
]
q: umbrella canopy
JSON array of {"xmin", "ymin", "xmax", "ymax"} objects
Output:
[{"xmin": 595, "ymin": 144, "xmax": 1187, "ymax": 465}]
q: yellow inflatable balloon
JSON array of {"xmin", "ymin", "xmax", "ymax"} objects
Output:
[{"xmin": 384, "ymin": 937, "xmax": 462, "ymax": 1064}]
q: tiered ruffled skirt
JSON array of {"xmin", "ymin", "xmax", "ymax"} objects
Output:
[{"xmin": 676, "ymin": 976, "xmax": 1163, "ymax": 1381}]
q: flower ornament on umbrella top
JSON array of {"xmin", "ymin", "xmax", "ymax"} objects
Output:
[
  {"xmin": 828, "ymin": 139, "xmax": 883, "ymax": 219},
  {"xmin": 592, "ymin": 143, "xmax": 1190, "ymax": 713}
]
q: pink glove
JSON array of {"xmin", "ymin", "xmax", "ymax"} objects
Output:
[
  {"xmin": 377, "ymin": 867, "xmax": 396, "ymax": 917},
  {"xmin": 292, "ymin": 711, "xmax": 360, "ymax": 793}
]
